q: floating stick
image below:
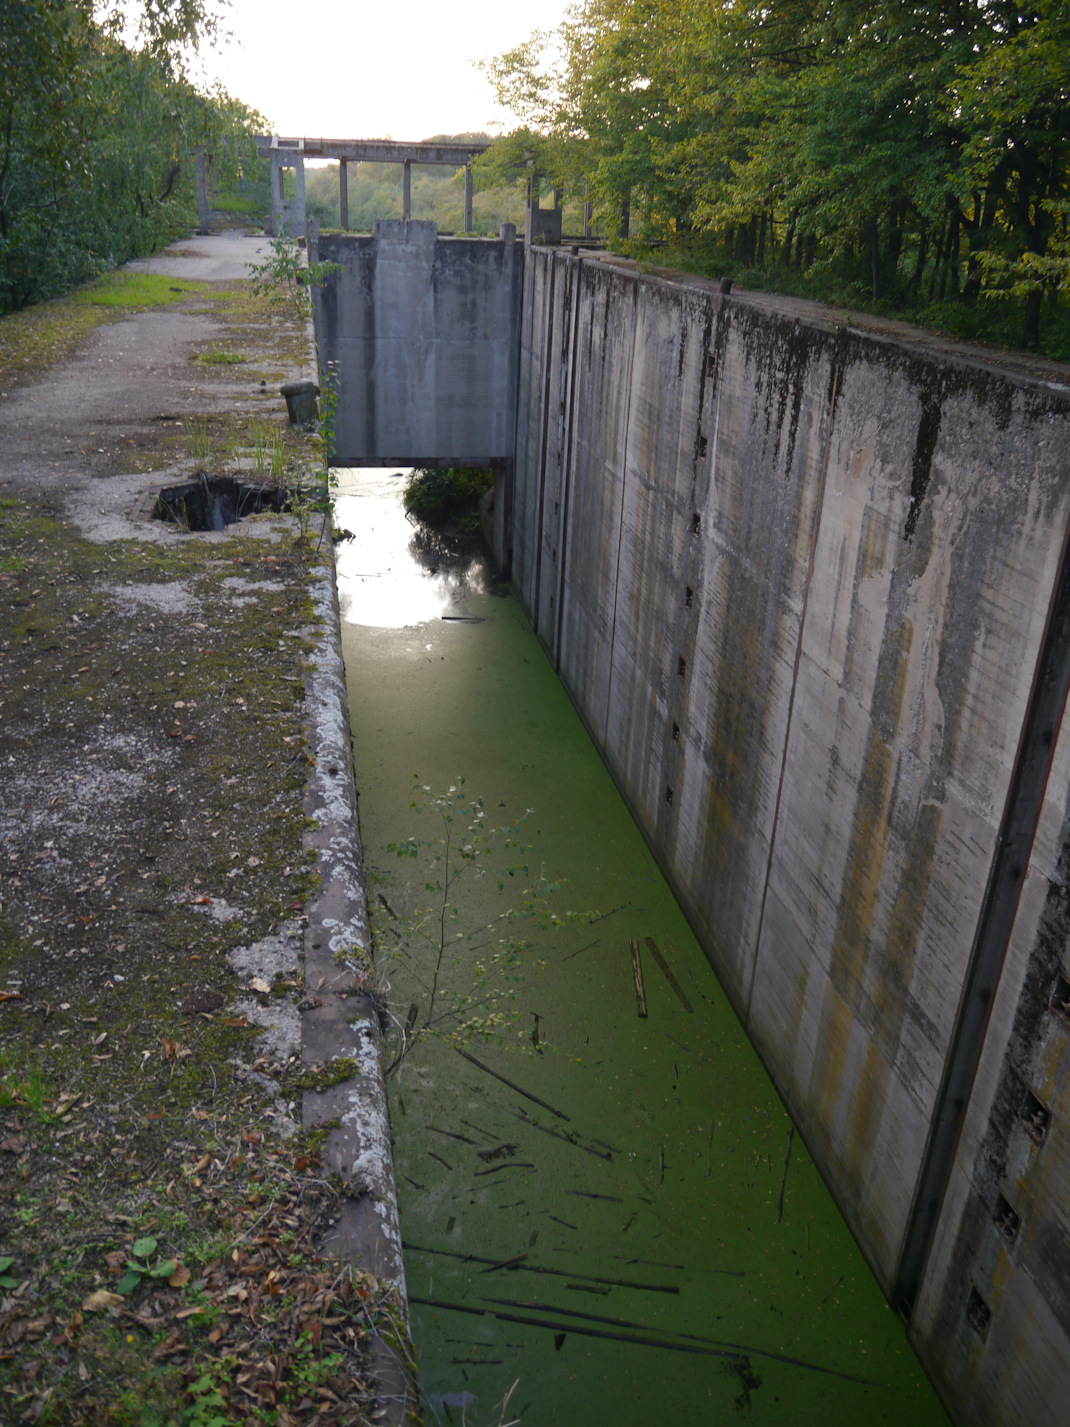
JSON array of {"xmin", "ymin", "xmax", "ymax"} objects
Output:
[
  {"xmin": 506, "ymin": 1107, "xmax": 611, "ymax": 1161},
  {"xmin": 630, "ymin": 940, "xmax": 648, "ymax": 1017},
  {"xmin": 478, "ymin": 1300, "xmax": 873, "ymax": 1382},
  {"xmin": 455, "ymin": 1047, "xmax": 570, "ymax": 1121},
  {"xmin": 402, "ymin": 1241, "xmax": 680, "ymax": 1294},
  {"xmin": 776, "ymin": 1127, "xmax": 795, "ymax": 1224},
  {"xmin": 478, "ymin": 1252, "xmax": 528, "ymax": 1275},
  {"xmin": 644, "ymin": 937, "xmax": 693, "ymax": 1012},
  {"xmin": 427, "ymin": 1125, "xmax": 478, "ymax": 1145}
]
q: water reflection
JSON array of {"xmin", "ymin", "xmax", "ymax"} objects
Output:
[{"xmin": 333, "ymin": 468, "xmax": 494, "ymax": 628}]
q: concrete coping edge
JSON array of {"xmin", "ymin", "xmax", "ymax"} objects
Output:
[{"xmin": 300, "ymin": 542, "xmax": 418, "ymax": 1421}]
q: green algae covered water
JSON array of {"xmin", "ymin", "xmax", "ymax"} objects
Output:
[{"xmin": 334, "ymin": 470, "xmax": 949, "ymax": 1427}]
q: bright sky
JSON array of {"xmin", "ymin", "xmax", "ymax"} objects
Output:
[{"xmin": 192, "ymin": 0, "xmax": 567, "ymax": 141}]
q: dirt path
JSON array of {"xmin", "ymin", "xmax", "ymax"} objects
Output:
[{"xmin": 0, "ymin": 233, "xmax": 413, "ymax": 1425}]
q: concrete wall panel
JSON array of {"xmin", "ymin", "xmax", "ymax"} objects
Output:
[
  {"xmin": 510, "ymin": 248, "xmax": 1070, "ymax": 1420},
  {"xmin": 312, "ymin": 224, "xmax": 522, "ymax": 465},
  {"xmin": 555, "ymin": 266, "xmax": 639, "ymax": 748}
]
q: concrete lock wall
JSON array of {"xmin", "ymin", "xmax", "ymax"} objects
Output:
[
  {"xmin": 310, "ymin": 222, "xmax": 523, "ymax": 467},
  {"xmin": 309, "ymin": 221, "xmax": 1070, "ymax": 1421},
  {"xmin": 503, "ymin": 247, "xmax": 1070, "ymax": 1424}
]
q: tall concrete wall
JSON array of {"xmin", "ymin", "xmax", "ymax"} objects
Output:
[
  {"xmin": 310, "ymin": 222, "xmax": 522, "ymax": 467},
  {"xmin": 505, "ymin": 248, "xmax": 1070, "ymax": 1424}
]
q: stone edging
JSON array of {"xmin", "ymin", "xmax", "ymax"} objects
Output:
[{"xmin": 300, "ymin": 544, "xmax": 417, "ymax": 1422}]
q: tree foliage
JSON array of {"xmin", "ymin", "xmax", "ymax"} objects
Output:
[
  {"xmin": 481, "ymin": 0, "xmax": 1070, "ymax": 353},
  {"xmin": 0, "ymin": 0, "xmax": 268, "ymax": 313}
]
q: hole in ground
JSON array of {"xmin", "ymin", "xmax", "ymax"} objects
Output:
[{"xmin": 153, "ymin": 474, "xmax": 292, "ymax": 532}]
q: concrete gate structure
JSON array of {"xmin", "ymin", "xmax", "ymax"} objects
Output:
[{"xmin": 256, "ymin": 135, "xmax": 490, "ymax": 239}]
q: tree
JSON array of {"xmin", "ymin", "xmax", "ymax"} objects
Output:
[
  {"xmin": 479, "ymin": 0, "xmax": 1070, "ymax": 350},
  {"xmin": 0, "ymin": 0, "xmax": 264, "ymax": 313}
]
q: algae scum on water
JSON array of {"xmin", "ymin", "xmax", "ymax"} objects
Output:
[{"xmin": 334, "ymin": 470, "xmax": 948, "ymax": 1425}]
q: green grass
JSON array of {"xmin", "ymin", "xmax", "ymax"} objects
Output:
[
  {"xmin": 0, "ymin": 1051, "xmax": 55, "ymax": 1120},
  {"xmin": 651, "ymin": 238, "xmax": 1070, "ymax": 364},
  {"xmin": 194, "ymin": 346, "xmax": 246, "ymax": 366},
  {"xmin": 76, "ymin": 271, "xmax": 207, "ymax": 310},
  {"xmin": 212, "ymin": 192, "xmax": 267, "ymax": 216}
]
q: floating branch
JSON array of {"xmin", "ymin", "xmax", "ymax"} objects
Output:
[
  {"xmin": 630, "ymin": 939, "xmax": 648, "ymax": 1017},
  {"xmin": 455, "ymin": 1047, "xmax": 570, "ymax": 1121},
  {"xmin": 644, "ymin": 937, "xmax": 693, "ymax": 1013},
  {"xmin": 776, "ymin": 1127, "xmax": 795, "ymax": 1225}
]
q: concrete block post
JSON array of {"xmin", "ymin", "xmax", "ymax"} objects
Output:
[
  {"xmin": 464, "ymin": 163, "xmax": 473, "ymax": 234},
  {"xmin": 194, "ymin": 149, "xmax": 210, "ymax": 235},
  {"xmin": 270, "ymin": 152, "xmax": 285, "ymax": 238},
  {"xmin": 402, "ymin": 161, "xmax": 411, "ymax": 220},
  {"xmin": 294, "ymin": 155, "xmax": 306, "ymax": 223},
  {"xmin": 339, "ymin": 159, "xmax": 349, "ymax": 231}
]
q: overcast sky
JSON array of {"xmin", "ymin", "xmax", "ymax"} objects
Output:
[{"xmin": 191, "ymin": 0, "xmax": 567, "ymax": 141}]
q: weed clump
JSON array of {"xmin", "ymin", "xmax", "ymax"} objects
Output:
[{"xmin": 402, "ymin": 467, "xmax": 494, "ymax": 533}]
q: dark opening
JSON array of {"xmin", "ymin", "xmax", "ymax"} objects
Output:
[
  {"xmin": 1019, "ymin": 1087, "xmax": 1051, "ymax": 1146},
  {"xmin": 697, "ymin": 434, "xmax": 708, "ymax": 459},
  {"xmin": 966, "ymin": 1287, "xmax": 992, "ymax": 1340},
  {"xmin": 152, "ymin": 474, "xmax": 291, "ymax": 532},
  {"xmin": 685, "ymin": 586, "xmax": 694, "ymax": 608},
  {"xmin": 677, "ymin": 656, "xmax": 687, "ymax": 679},
  {"xmin": 665, "ymin": 786, "xmax": 674, "ymax": 806},
  {"xmin": 691, "ymin": 513, "xmax": 701, "ymax": 535},
  {"xmin": 1050, "ymin": 973, "xmax": 1070, "ymax": 1026},
  {"xmin": 672, "ymin": 722, "xmax": 680, "ymax": 742},
  {"xmin": 992, "ymin": 1193, "xmax": 1020, "ymax": 1245}
]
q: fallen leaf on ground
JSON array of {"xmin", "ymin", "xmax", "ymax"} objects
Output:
[{"xmin": 82, "ymin": 1290, "xmax": 124, "ymax": 1312}]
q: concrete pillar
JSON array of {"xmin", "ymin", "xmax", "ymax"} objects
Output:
[
  {"xmin": 194, "ymin": 149, "xmax": 209, "ymax": 235},
  {"xmin": 270, "ymin": 152, "xmax": 284, "ymax": 237},
  {"xmin": 464, "ymin": 162, "xmax": 473, "ymax": 234},
  {"xmin": 339, "ymin": 159, "xmax": 349, "ymax": 230},
  {"xmin": 402, "ymin": 160, "xmax": 411, "ymax": 220}
]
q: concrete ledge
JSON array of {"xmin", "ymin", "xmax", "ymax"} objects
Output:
[{"xmin": 300, "ymin": 545, "xmax": 417, "ymax": 1422}]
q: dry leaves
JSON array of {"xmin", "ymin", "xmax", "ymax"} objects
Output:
[{"xmin": 1, "ymin": 1160, "xmax": 400, "ymax": 1425}]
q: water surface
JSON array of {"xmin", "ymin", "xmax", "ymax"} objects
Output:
[{"xmin": 335, "ymin": 469, "xmax": 947, "ymax": 1427}]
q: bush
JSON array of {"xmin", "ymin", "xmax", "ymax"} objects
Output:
[{"xmin": 403, "ymin": 467, "xmax": 494, "ymax": 527}]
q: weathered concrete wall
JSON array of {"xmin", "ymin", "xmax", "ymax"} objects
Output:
[
  {"xmin": 310, "ymin": 222, "xmax": 523, "ymax": 466},
  {"xmin": 505, "ymin": 247, "xmax": 1070, "ymax": 1424}
]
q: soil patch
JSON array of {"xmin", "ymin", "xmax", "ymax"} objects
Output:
[{"xmin": 0, "ymin": 235, "xmax": 409, "ymax": 1424}]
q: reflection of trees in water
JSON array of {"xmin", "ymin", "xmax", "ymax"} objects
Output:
[{"xmin": 407, "ymin": 522, "xmax": 498, "ymax": 597}]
